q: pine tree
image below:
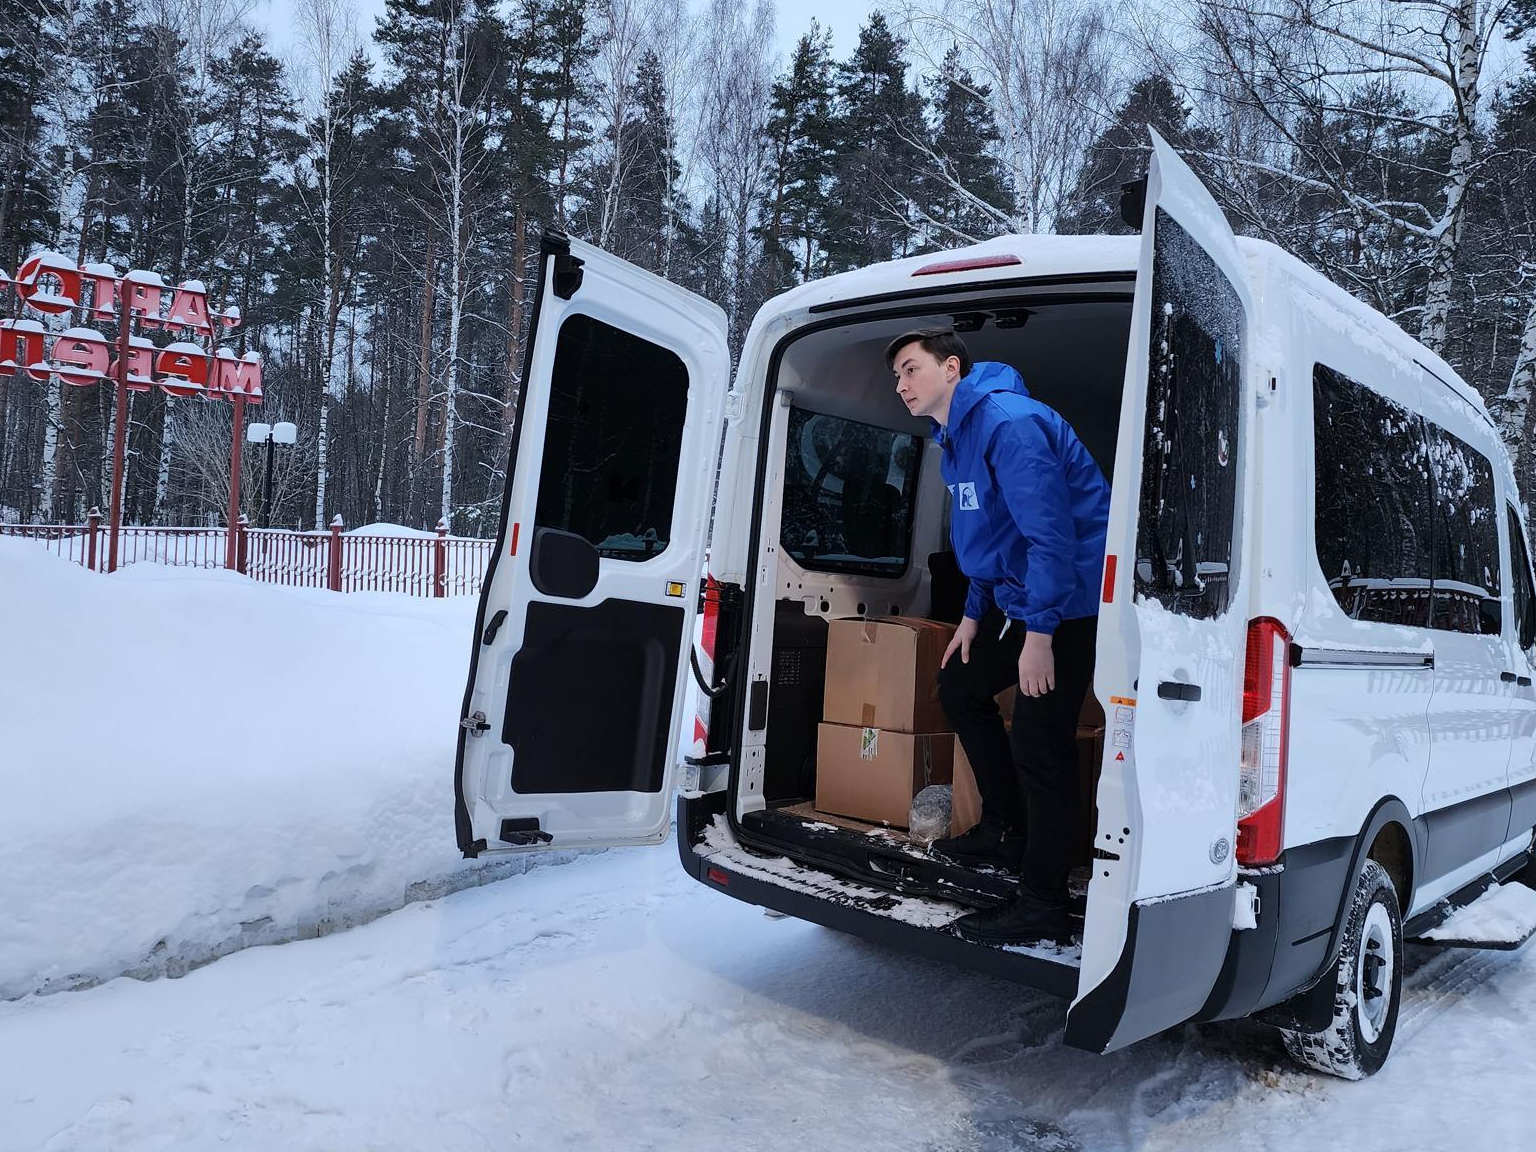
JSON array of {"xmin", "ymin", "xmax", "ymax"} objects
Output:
[
  {"xmin": 602, "ymin": 49, "xmax": 686, "ymax": 274},
  {"xmin": 921, "ymin": 46, "xmax": 1013, "ymax": 246},
  {"xmin": 758, "ymin": 22, "xmax": 836, "ymax": 291},
  {"xmin": 1060, "ymin": 75, "xmax": 1204, "ymax": 236},
  {"xmin": 823, "ymin": 13, "xmax": 926, "ymax": 273}
]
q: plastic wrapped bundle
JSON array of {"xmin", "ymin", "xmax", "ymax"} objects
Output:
[{"xmin": 908, "ymin": 784, "xmax": 953, "ymax": 844}]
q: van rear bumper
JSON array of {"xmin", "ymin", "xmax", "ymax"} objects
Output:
[{"xmin": 675, "ymin": 792, "xmax": 1080, "ymax": 999}]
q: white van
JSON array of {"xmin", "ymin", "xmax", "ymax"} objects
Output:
[{"xmin": 453, "ymin": 133, "xmax": 1536, "ymax": 1079}]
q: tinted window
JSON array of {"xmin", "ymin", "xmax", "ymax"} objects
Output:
[
  {"xmin": 534, "ymin": 314, "xmax": 688, "ymax": 560},
  {"xmin": 781, "ymin": 407, "xmax": 921, "ymax": 576},
  {"xmin": 1427, "ymin": 424, "xmax": 1501, "ymax": 635},
  {"xmin": 1508, "ymin": 504, "xmax": 1536, "ymax": 651},
  {"xmin": 1134, "ymin": 208, "xmax": 1242, "ymax": 619},
  {"xmin": 1312, "ymin": 365, "xmax": 1434, "ymax": 626}
]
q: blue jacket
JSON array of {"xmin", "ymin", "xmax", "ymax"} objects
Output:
[{"xmin": 935, "ymin": 362, "xmax": 1110, "ymax": 635}]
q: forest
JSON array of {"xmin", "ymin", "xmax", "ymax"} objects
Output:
[{"xmin": 1, "ymin": 0, "xmax": 1535, "ymax": 535}]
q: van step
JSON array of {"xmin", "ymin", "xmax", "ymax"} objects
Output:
[{"xmin": 1415, "ymin": 882, "xmax": 1536, "ymax": 950}]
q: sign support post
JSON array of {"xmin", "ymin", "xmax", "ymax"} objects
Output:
[
  {"xmin": 226, "ymin": 393, "xmax": 246, "ymax": 570},
  {"xmin": 106, "ymin": 279, "xmax": 134, "ymax": 574}
]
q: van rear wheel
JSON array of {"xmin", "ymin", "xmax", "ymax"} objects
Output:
[{"xmin": 1279, "ymin": 859, "xmax": 1403, "ymax": 1080}]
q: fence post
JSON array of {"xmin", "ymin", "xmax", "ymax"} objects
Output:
[
  {"xmin": 86, "ymin": 507, "xmax": 101, "ymax": 571},
  {"xmin": 433, "ymin": 518, "xmax": 448, "ymax": 598},
  {"xmin": 236, "ymin": 514, "xmax": 249, "ymax": 575},
  {"xmin": 328, "ymin": 514, "xmax": 344, "ymax": 592}
]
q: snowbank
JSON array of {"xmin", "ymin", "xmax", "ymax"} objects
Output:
[{"xmin": 0, "ymin": 538, "xmax": 569, "ymax": 999}]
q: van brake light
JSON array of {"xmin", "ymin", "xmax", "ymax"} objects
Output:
[
  {"xmin": 1237, "ymin": 617, "xmax": 1290, "ymax": 866},
  {"xmin": 911, "ymin": 254, "xmax": 1022, "ymax": 276}
]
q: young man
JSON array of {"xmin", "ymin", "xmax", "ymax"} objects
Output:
[{"xmin": 888, "ymin": 328, "xmax": 1110, "ymax": 945}]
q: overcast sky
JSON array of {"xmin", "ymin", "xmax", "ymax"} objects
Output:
[{"xmin": 250, "ymin": 0, "xmax": 881, "ymax": 76}]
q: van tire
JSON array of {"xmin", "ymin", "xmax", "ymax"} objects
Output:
[{"xmin": 1278, "ymin": 859, "xmax": 1403, "ymax": 1080}]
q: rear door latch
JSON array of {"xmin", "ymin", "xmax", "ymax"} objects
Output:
[{"xmin": 460, "ymin": 710, "xmax": 489, "ymax": 735}]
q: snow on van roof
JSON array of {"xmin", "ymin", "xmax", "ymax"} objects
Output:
[
  {"xmin": 765, "ymin": 234, "xmax": 1138, "ymax": 315},
  {"xmin": 763, "ymin": 231, "xmax": 1487, "ymax": 419},
  {"xmin": 1235, "ymin": 236, "xmax": 1487, "ymax": 416}
]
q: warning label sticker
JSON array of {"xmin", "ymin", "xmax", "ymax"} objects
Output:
[{"xmin": 1112, "ymin": 703, "xmax": 1136, "ymax": 750}]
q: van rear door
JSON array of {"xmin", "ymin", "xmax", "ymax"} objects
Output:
[
  {"xmin": 453, "ymin": 235, "xmax": 730, "ymax": 855},
  {"xmin": 1065, "ymin": 131, "xmax": 1255, "ymax": 1053}
]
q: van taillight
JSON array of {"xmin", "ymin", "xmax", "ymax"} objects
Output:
[{"xmin": 1237, "ymin": 617, "xmax": 1291, "ymax": 866}]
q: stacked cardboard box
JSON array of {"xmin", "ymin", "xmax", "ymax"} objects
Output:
[
  {"xmin": 815, "ymin": 617, "xmax": 957, "ymax": 827},
  {"xmin": 812, "ymin": 614, "xmax": 1108, "ymax": 850}
]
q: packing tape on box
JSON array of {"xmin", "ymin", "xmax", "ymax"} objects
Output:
[{"xmin": 861, "ymin": 702, "xmax": 877, "ymax": 726}]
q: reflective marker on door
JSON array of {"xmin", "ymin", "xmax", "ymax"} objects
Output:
[
  {"xmin": 1102, "ymin": 554, "xmax": 1117, "ymax": 603},
  {"xmin": 509, "ymin": 522, "xmax": 521, "ymax": 557},
  {"xmin": 666, "ymin": 581, "xmax": 685, "ymax": 598}
]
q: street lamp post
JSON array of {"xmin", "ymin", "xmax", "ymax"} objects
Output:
[{"xmin": 245, "ymin": 420, "xmax": 297, "ymax": 529}]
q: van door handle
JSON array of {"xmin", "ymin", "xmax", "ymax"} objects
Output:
[
  {"xmin": 1157, "ymin": 680, "xmax": 1202, "ymax": 702},
  {"xmin": 1522, "ymin": 676, "xmax": 1534, "ymax": 688},
  {"xmin": 1502, "ymin": 671, "xmax": 1519, "ymax": 683}
]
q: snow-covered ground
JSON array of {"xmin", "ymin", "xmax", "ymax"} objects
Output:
[
  {"xmin": 5, "ymin": 537, "xmax": 1536, "ymax": 1151},
  {"xmin": 0, "ymin": 539, "xmax": 563, "ymax": 1001},
  {"xmin": 4, "ymin": 842, "xmax": 1536, "ymax": 1152}
]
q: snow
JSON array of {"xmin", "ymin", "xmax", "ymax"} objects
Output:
[
  {"xmin": 0, "ymin": 539, "xmax": 560, "ymax": 1001},
  {"xmin": 3, "ymin": 540, "xmax": 1536, "ymax": 1147},
  {"xmin": 1425, "ymin": 882, "xmax": 1536, "ymax": 946},
  {"xmin": 4, "ymin": 842, "xmax": 1536, "ymax": 1151},
  {"xmin": 347, "ymin": 521, "xmax": 440, "ymax": 538}
]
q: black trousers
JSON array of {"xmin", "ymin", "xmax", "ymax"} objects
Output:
[{"xmin": 935, "ymin": 609, "xmax": 1098, "ymax": 904}]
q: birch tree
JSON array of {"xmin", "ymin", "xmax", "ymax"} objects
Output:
[
  {"xmin": 294, "ymin": 0, "xmax": 360, "ymax": 528},
  {"xmin": 696, "ymin": 0, "xmax": 774, "ymax": 345},
  {"xmin": 899, "ymin": 0, "xmax": 1125, "ymax": 233},
  {"xmin": 1188, "ymin": 0, "xmax": 1515, "ymax": 353}
]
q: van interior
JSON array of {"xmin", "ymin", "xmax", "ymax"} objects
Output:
[{"xmin": 726, "ymin": 291, "xmax": 1136, "ymax": 922}]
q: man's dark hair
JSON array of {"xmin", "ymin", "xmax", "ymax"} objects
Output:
[{"xmin": 884, "ymin": 327, "xmax": 973, "ymax": 377}]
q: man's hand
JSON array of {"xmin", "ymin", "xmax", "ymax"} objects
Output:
[
  {"xmin": 1018, "ymin": 631, "xmax": 1055, "ymax": 697},
  {"xmin": 943, "ymin": 616, "xmax": 980, "ymax": 668}
]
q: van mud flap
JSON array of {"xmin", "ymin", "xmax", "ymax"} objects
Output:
[{"xmin": 1063, "ymin": 883, "xmax": 1236, "ymax": 1053}]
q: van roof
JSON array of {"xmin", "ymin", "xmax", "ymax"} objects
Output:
[{"xmin": 762, "ymin": 232, "xmax": 1488, "ymax": 421}]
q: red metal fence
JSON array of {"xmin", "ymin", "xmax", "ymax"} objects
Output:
[{"xmin": 0, "ymin": 511, "xmax": 494, "ymax": 597}]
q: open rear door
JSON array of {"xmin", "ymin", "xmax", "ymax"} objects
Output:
[
  {"xmin": 454, "ymin": 235, "xmax": 730, "ymax": 856},
  {"xmin": 1065, "ymin": 132, "xmax": 1255, "ymax": 1052}
]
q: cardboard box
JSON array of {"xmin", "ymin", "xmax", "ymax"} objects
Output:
[
  {"xmin": 949, "ymin": 724, "xmax": 1106, "ymax": 854},
  {"xmin": 951, "ymin": 741, "xmax": 983, "ymax": 836},
  {"xmin": 815, "ymin": 722, "xmax": 954, "ymax": 828},
  {"xmin": 824, "ymin": 617, "xmax": 957, "ymax": 734}
]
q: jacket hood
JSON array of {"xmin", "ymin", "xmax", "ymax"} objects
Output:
[{"xmin": 937, "ymin": 362, "xmax": 1032, "ymax": 440}]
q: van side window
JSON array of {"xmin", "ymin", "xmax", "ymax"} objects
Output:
[
  {"xmin": 1508, "ymin": 504, "xmax": 1536, "ymax": 652},
  {"xmin": 781, "ymin": 407, "xmax": 920, "ymax": 576},
  {"xmin": 533, "ymin": 313, "xmax": 689, "ymax": 560},
  {"xmin": 1312, "ymin": 364, "xmax": 1434, "ymax": 626},
  {"xmin": 1426, "ymin": 425, "xmax": 1502, "ymax": 636},
  {"xmin": 1134, "ymin": 209, "xmax": 1242, "ymax": 619}
]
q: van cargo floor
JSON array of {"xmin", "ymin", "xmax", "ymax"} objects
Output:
[
  {"xmin": 740, "ymin": 804, "xmax": 1091, "ymax": 910},
  {"xmin": 743, "ymin": 804, "xmax": 1020, "ymax": 908},
  {"xmin": 699, "ymin": 815, "xmax": 1082, "ymax": 994}
]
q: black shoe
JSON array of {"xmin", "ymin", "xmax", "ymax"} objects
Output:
[
  {"xmin": 952, "ymin": 891, "xmax": 1072, "ymax": 946},
  {"xmin": 930, "ymin": 818, "xmax": 1024, "ymax": 870}
]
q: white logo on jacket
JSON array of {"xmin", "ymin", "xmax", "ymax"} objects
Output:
[{"xmin": 956, "ymin": 482, "xmax": 979, "ymax": 511}]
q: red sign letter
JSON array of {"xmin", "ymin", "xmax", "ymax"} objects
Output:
[
  {"xmin": 0, "ymin": 319, "xmax": 50, "ymax": 380},
  {"xmin": 52, "ymin": 328, "xmax": 111, "ymax": 386},
  {"xmin": 155, "ymin": 342, "xmax": 209, "ymax": 397},
  {"xmin": 15, "ymin": 253, "xmax": 82, "ymax": 316}
]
